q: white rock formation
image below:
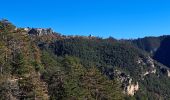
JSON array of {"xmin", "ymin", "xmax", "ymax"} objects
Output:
[
  {"xmin": 143, "ymin": 71, "xmax": 149, "ymax": 76},
  {"xmin": 127, "ymin": 82, "xmax": 139, "ymax": 96},
  {"xmin": 151, "ymin": 69, "xmax": 156, "ymax": 74},
  {"xmin": 143, "ymin": 69, "xmax": 156, "ymax": 76},
  {"xmin": 167, "ymin": 70, "xmax": 170, "ymax": 77}
]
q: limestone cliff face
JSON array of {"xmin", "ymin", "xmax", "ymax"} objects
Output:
[
  {"xmin": 126, "ymin": 81, "xmax": 139, "ymax": 96},
  {"xmin": 113, "ymin": 70, "xmax": 139, "ymax": 96},
  {"xmin": 122, "ymin": 78, "xmax": 139, "ymax": 96},
  {"xmin": 113, "ymin": 56, "xmax": 158, "ymax": 96}
]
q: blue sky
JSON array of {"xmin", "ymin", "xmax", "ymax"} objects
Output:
[{"xmin": 1, "ymin": 0, "xmax": 170, "ymax": 39}]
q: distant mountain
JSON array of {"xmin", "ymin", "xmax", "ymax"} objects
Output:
[
  {"xmin": 131, "ymin": 35, "xmax": 169, "ymax": 54},
  {"xmin": 131, "ymin": 35, "xmax": 170, "ymax": 68},
  {"xmin": 154, "ymin": 36, "xmax": 170, "ymax": 68}
]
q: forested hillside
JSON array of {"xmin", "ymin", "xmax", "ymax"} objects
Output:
[
  {"xmin": 0, "ymin": 20, "xmax": 124, "ymax": 100},
  {"xmin": 0, "ymin": 20, "xmax": 49, "ymax": 99},
  {"xmin": 1, "ymin": 20, "xmax": 170, "ymax": 100},
  {"xmin": 41, "ymin": 35, "xmax": 170, "ymax": 100}
]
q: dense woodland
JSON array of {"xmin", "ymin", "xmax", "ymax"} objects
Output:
[{"xmin": 1, "ymin": 20, "xmax": 170, "ymax": 100}]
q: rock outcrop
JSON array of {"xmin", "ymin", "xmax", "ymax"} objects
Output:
[
  {"xmin": 167, "ymin": 70, "xmax": 170, "ymax": 77},
  {"xmin": 24, "ymin": 28, "xmax": 53, "ymax": 36},
  {"xmin": 161, "ymin": 68, "xmax": 170, "ymax": 77},
  {"xmin": 137, "ymin": 56, "xmax": 157, "ymax": 77},
  {"xmin": 126, "ymin": 81, "xmax": 139, "ymax": 96},
  {"xmin": 113, "ymin": 70, "xmax": 139, "ymax": 96}
]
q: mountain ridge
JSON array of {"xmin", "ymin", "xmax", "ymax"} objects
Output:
[{"xmin": 1, "ymin": 20, "xmax": 170, "ymax": 100}]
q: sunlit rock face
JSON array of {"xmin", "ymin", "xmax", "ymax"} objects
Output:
[
  {"xmin": 126, "ymin": 81, "xmax": 139, "ymax": 96},
  {"xmin": 167, "ymin": 70, "xmax": 170, "ymax": 77},
  {"xmin": 113, "ymin": 70, "xmax": 139, "ymax": 96},
  {"xmin": 124, "ymin": 78, "xmax": 139, "ymax": 96},
  {"xmin": 116, "ymin": 56, "xmax": 158, "ymax": 96}
]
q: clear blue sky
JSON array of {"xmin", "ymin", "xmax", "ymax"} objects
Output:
[{"xmin": 1, "ymin": 0, "xmax": 170, "ymax": 39}]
